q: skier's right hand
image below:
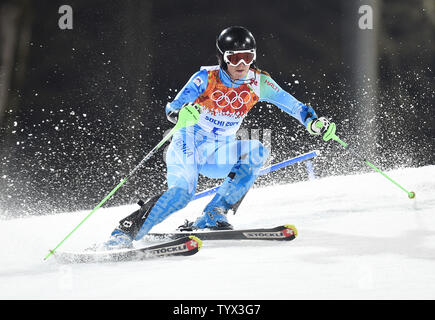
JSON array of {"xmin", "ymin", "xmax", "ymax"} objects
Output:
[
  {"xmin": 166, "ymin": 108, "xmax": 180, "ymax": 124},
  {"xmin": 166, "ymin": 103, "xmax": 201, "ymax": 124}
]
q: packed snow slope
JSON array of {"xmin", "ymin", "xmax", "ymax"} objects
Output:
[{"xmin": 1, "ymin": 165, "xmax": 434, "ymax": 299}]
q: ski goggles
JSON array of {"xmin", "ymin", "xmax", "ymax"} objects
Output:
[{"xmin": 223, "ymin": 49, "xmax": 256, "ymax": 67}]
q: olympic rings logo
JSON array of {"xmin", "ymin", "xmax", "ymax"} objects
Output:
[{"xmin": 210, "ymin": 90, "xmax": 251, "ymax": 110}]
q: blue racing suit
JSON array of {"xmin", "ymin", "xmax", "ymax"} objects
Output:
[{"xmin": 135, "ymin": 66, "xmax": 318, "ymax": 238}]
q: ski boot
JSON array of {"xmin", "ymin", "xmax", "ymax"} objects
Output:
[
  {"xmin": 191, "ymin": 197, "xmax": 233, "ymax": 230},
  {"xmin": 103, "ymin": 228, "xmax": 134, "ymax": 250}
]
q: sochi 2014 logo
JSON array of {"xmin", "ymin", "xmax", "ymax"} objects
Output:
[{"xmin": 210, "ymin": 90, "xmax": 252, "ymax": 110}]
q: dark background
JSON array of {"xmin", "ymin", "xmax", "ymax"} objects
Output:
[{"xmin": 0, "ymin": 0, "xmax": 434, "ymax": 217}]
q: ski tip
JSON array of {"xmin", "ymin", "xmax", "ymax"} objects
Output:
[
  {"xmin": 283, "ymin": 224, "xmax": 298, "ymax": 238},
  {"xmin": 188, "ymin": 235, "xmax": 203, "ymax": 251}
]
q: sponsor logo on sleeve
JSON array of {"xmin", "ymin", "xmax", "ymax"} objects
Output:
[{"xmin": 264, "ymin": 79, "xmax": 280, "ymax": 93}]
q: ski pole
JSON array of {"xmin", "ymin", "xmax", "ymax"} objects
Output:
[
  {"xmin": 192, "ymin": 150, "xmax": 320, "ymax": 200},
  {"xmin": 44, "ymin": 104, "xmax": 200, "ymax": 260},
  {"xmin": 326, "ymin": 131, "xmax": 415, "ymax": 199}
]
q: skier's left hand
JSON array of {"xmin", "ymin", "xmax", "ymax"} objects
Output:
[{"xmin": 307, "ymin": 117, "xmax": 337, "ymax": 141}]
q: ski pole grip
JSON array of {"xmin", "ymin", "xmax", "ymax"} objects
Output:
[{"xmin": 175, "ymin": 103, "xmax": 201, "ymax": 129}]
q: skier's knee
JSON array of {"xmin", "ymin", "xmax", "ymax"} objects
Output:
[{"xmin": 167, "ymin": 165, "xmax": 198, "ymax": 195}]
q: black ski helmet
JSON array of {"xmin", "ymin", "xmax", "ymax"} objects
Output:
[{"xmin": 216, "ymin": 26, "xmax": 256, "ymax": 70}]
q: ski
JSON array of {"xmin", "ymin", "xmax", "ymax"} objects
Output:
[
  {"xmin": 146, "ymin": 225, "xmax": 297, "ymax": 242},
  {"xmin": 53, "ymin": 235, "xmax": 202, "ymax": 264}
]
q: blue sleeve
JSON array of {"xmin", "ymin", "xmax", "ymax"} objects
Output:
[
  {"xmin": 259, "ymin": 75, "xmax": 318, "ymax": 127},
  {"xmin": 165, "ymin": 69, "xmax": 208, "ymax": 115}
]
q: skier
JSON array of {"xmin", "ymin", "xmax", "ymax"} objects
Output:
[{"xmin": 104, "ymin": 26, "xmax": 336, "ymax": 248}]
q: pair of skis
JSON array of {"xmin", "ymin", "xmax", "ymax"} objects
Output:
[
  {"xmin": 54, "ymin": 225, "xmax": 297, "ymax": 264},
  {"xmin": 50, "ymin": 150, "xmax": 317, "ymax": 263}
]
